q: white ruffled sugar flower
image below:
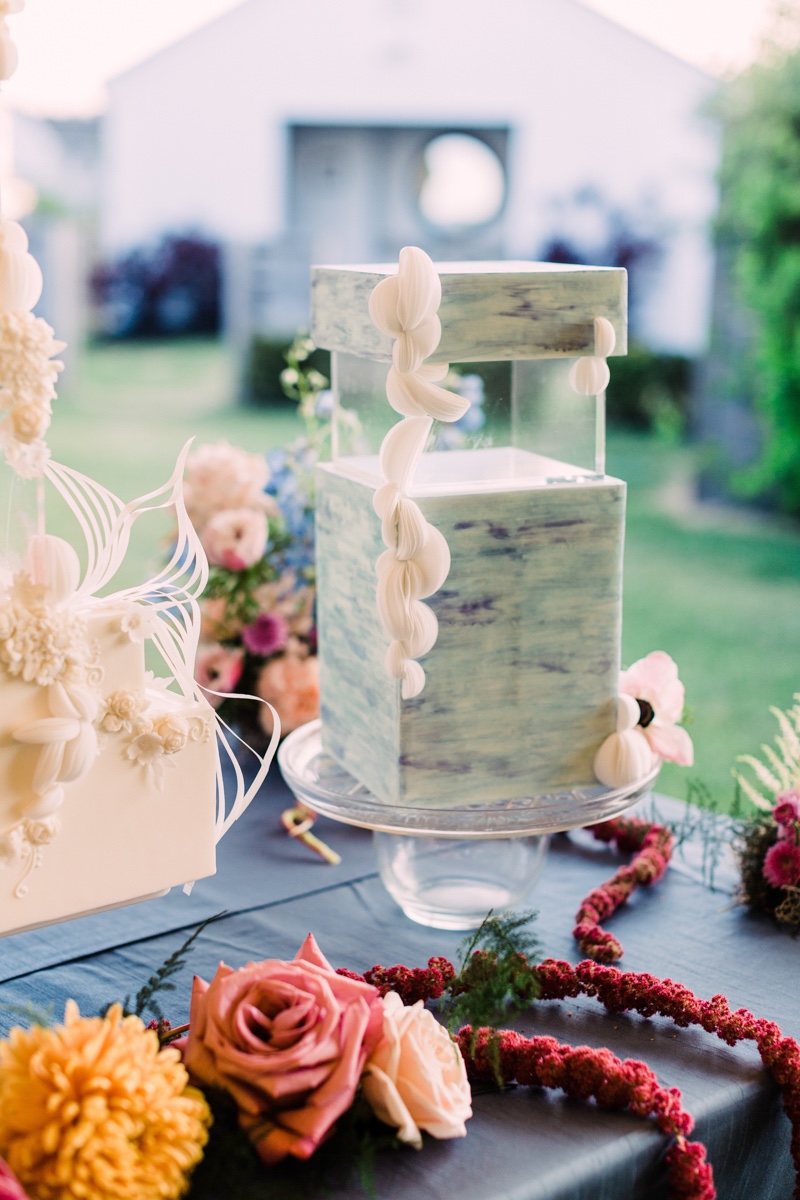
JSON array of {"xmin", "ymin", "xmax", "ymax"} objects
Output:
[
  {"xmin": 119, "ymin": 605, "xmax": 158, "ymax": 643},
  {"xmin": 98, "ymin": 689, "xmax": 147, "ymax": 733},
  {"xmin": 0, "ymin": 603, "xmax": 90, "ymax": 687},
  {"xmin": 0, "ymin": 311, "xmax": 65, "ymax": 408},
  {"xmin": 154, "ymin": 713, "xmax": 189, "ymax": 754}
]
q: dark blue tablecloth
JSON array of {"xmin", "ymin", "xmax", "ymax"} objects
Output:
[{"xmin": 0, "ymin": 777, "xmax": 796, "ymax": 1200}]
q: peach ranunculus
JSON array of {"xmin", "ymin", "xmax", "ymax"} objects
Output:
[
  {"xmin": 202, "ymin": 508, "xmax": 268, "ymax": 572},
  {"xmin": 182, "ymin": 935, "xmax": 384, "ymax": 1165},
  {"xmin": 183, "ymin": 442, "xmax": 274, "ymax": 532},
  {"xmin": 361, "ymin": 991, "xmax": 472, "ymax": 1149},
  {"xmin": 195, "ymin": 643, "xmax": 244, "ymax": 707},
  {"xmin": 619, "ymin": 650, "xmax": 693, "ymax": 766},
  {"xmin": 256, "ymin": 650, "xmax": 319, "ymax": 735}
]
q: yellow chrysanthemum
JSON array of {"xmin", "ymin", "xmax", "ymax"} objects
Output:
[{"xmin": 0, "ymin": 1001, "xmax": 210, "ymax": 1200}]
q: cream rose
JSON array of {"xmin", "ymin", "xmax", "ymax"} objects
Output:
[
  {"xmin": 362, "ymin": 991, "xmax": 472, "ymax": 1148},
  {"xmin": 154, "ymin": 714, "xmax": 189, "ymax": 754},
  {"xmin": 202, "ymin": 508, "xmax": 268, "ymax": 572}
]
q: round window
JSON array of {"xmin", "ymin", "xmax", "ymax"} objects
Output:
[{"xmin": 418, "ymin": 133, "xmax": 505, "ymax": 230}]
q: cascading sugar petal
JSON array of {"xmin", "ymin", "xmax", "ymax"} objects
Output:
[
  {"xmin": 386, "ymin": 366, "xmax": 470, "ymax": 421},
  {"xmin": 396, "ymin": 246, "xmax": 442, "ymax": 329},
  {"xmin": 593, "ymin": 316, "xmax": 616, "ymax": 357},
  {"xmin": 594, "ymin": 727, "xmax": 658, "ymax": 788},
  {"xmin": 392, "ymin": 314, "xmax": 441, "ymax": 374},
  {"xmin": 379, "ymin": 414, "xmax": 431, "ymax": 489},
  {"xmin": 569, "ymin": 356, "xmax": 610, "ymax": 396},
  {"xmin": 400, "ymin": 659, "xmax": 425, "ymax": 700},
  {"xmin": 369, "ymin": 247, "xmax": 463, "ymax": 698}
]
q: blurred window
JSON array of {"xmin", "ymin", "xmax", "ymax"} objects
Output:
[{"xmin": 418, "ymin": 133, "xmax": 505, "ymax": 229}]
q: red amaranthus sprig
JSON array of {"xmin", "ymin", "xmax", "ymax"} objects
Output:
[
  {"xmin": 573, "ymin": 816, "xmax": 674, "ymax": 961},
  {"xmin": 537, "ymin": 956, "xmax": 800, "ymax": 1195},
  {"xmin": 457, "ymin": 1026, "xmax": 713, "ymax": 1200},
  {"xmin": 341, "ymin": 953, "xmax": 800, "ymax": 1200}
]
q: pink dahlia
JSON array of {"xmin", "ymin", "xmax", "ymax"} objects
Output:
[
  {"xmin": 763, "ymin": 840, "xmax": 800, "ymax": 889},
  {"xmin": 242, "ymin": 612, "xmax": 289, "ymax": 657},
  {"xmin": 773, "ymin": 790, "xmax": 800, "ymax": 828}
]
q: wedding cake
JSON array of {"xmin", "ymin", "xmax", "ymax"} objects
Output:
[
  {"xmin": 311, "ymin": 250, "xmax": 633, "ymax": 809},
  {"xmin": 0, "ymin": 26, "xmax": 275, "ymax": 933}
]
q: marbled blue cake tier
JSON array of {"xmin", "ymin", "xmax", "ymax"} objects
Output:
[{"xmin": 316, "ymin": 451, "xmax": 625, "ymax": 808}]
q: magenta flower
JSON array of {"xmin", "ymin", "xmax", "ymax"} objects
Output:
[
  {"xmin": 763, "ymin": 840, "xmax": 800, "ymax": 889},
  {"xmin": 242, "ymin": 612, "xmax": 289, "ymax": 657},
  {"xmin": 773, "ymin": 790, "xmax": 800, "ymax": 828},
  {"xmin": 0, "ymin": 1158, "xmax": 31, "ymax": 1200}
]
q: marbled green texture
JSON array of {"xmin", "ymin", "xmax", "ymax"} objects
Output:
[
  {"xmin": 311, "ymin": 261, "xmax": 627, "ymax": 363},
  {"xmin": 316, "ymin": 462, "xmax": 626, "ymax": 808}
]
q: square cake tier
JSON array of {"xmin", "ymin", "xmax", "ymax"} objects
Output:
[{"xmin": 316, "ymin": 447, "xmax": 625, "ymax": 808}]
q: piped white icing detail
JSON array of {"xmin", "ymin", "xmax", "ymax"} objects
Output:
[
  {"xmin": 593, "ymin": 692, "xmax": 658, "ymax": 787},
  {"xmin": 368, "ymin": 248, "xmax": 466, "ymax": 699}
]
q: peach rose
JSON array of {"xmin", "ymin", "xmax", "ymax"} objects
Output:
[
  {"xmin": 183, "ymin": 442, "xmax": 271, "ymax": 531},
  {"xmin": 183, "ymin": 935, "xmax": 384, "ymax": 1164},
  {"xmin": 256, "ymin": 651, "xmax": 319, "ymax": 735},
  {"xmin": 195, "ymin": 644, "xmax": 244, "ymax": 707},
  {"xmin": 362, "ymin": 991, "xmax": 472, "ymax": 1148},
  {"xmin": 202, "ymin": 508, "xmax": 268, "ymax": 572}
]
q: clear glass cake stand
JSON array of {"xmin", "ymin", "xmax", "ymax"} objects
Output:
[{"xmin": 278, "ymin": 720, "xmax": 659, "ymax": 930}]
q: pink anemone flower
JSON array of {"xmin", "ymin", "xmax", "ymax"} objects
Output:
[{"xmin": 619, "ymin": 651, "xmax": 694, "ymax": 767}]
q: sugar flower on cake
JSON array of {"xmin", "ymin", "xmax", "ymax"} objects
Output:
[
  {"xmin": 0, "ymin": 1002, "xmax": 210, "ymax": 1200},
  {"xmin": 98, "ymin": 688, "xmax": 148, "ymax": 733},
  {"xmin": 183, "ymin": 934, "xmax": 384, "ymax": 1164},
  {"xmin": 594, "ymin": 651, "xmax": 692, "ymax": 787},
  {"xmin": 183, "ymin": 441, "xmax": 272, "ymax": 532},
  {"xmin": 362, "ymin": 990, "xmax": 472, "ymax": 1148}
]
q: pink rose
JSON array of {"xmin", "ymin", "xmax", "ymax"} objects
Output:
[
  {"xmin": 202, "ymin": 508, "xmax": 268, "ymax": 571},
  {"xmin": 0, "ymin": 1159, "xmax": 30, "ymax": 1200},
  {"xmin": 195, "ymin": 643, "xmax": 244, "ymax": 706},
  {"xmin": 619, "ymin": 651, "xmax": 694, "ymax": 767},
  {"xmin": 183, "ymin": 935, "xmax": 384, "ymax": 1164},
  {"xmin": 183, "ymin": 442, "xmax": 271, "ymax": 531},
  {"xmin": 256, "ymin": 651, "xmax": 319, "ymax": 735},
  {"xmin": 362, "ymin": 991, "xmax": 472, "ymax": 1148},
  {"xmin": 774, "ymin": 790, "xmax": 800, "ymax": 827}
]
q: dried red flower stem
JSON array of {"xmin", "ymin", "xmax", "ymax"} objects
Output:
[
  {"xmin": 340, "ymin": 954, "xmax": 800, "ymax": 1199},
  {"xmin": 536, "ymin": 958, "xmax": 800, "ymax": 1198},
  {"xmin": 573, "ymin": 817, "xmax": 674, "ymax": 962},
  {"xmin": 456, "ymin": 1025, "xmax": 714, "ymax": 1200}
]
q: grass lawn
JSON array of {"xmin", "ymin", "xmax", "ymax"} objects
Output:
[{"xmin": 52, "ymin": 338, "xmax": 800, "ymax": 813}]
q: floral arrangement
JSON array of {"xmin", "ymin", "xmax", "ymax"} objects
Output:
[
  {"xmin": 187, "ymin": 338, "xmax": 330, "ymax": 741},
  {"xmin": 1, "ymin": 914, "xmax": 799, "ymax": 1200},
  {"xmin": 734, "ymin": 694, "xmax": 800, "ymax": 926}
]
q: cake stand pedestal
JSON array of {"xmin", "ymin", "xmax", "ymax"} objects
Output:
[{"xmin": 278, "ymin": 720, "xmax": 659, "ymax": 930}]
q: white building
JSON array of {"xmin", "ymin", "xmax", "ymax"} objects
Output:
[{"xmin": 102, "ymin": 0, "xmax": 719, "ymax": 354}]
